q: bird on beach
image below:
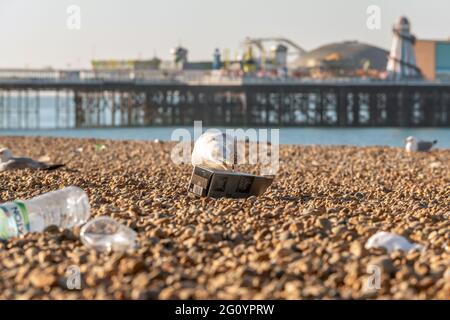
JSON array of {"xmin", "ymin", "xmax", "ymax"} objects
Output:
[
  {"xmin": 404, "ymin": 136, "xmax": 438, "ymax": 152},
  {"xmin": 191, "ymin": 131, "xmax": 237, "ymax": 171},
  {"xmin": 0, "ymin": 148, "xmax": 65, "ymax": 172}
]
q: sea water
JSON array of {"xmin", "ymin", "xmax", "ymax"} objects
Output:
[
  {"xmin": 0, "ymin": 96, "xmax": 448, "ymax": 147},
  {"xmin": 1, "ymin": 126, "xmax": 449, "ymax": 147}
]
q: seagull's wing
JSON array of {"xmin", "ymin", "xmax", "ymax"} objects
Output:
[{"xmin": 417, "ymin": 141, "xmax": 434, "ymax": 152}]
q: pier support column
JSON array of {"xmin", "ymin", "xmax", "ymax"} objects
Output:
[
  {"xmin": 74, "ymin": 91, "xmax": 83, "ymax": 128},
  {"xmin": 317, "ymin": 89, "xmax": 324, "ymax": 126},
  {"xmin": 143, "ymin": 91, "xmax": 153, "ymax": 125},
  {"xmin": 337, "ymin": 89, "xmax": 347, "ymax": 126},
  {"xmin": 369, "ymin": 91, "xmax": 377, "ymax": 126},
  {"xmin": 243, "ymin": 89, "xmax": 251, "ymax": 127},
  {"xmin": 352, "ymin": 92, "xmax": 360, "ymax": 126},
  {"xmin": 429, "ymin": 90, "xmax": 440, "ymax": 126},
  {"xmin": 386, "ymin": 90, "xmax": 398, "ymax": 126},
  {"xmin": 399, "ymin": 88, "xmax": 413, "ymax": 127}
]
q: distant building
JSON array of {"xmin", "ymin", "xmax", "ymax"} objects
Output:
[
  {"xmin": 169, "ymin": 47, "xmax": 214, "ymax": 71},
  {"xmin": 91, "ymin": 58, "xmax": 161, "ymax": 71},
  {"xmin": 415, "ymin": 39, "xmax": 450, "ymax": 80},
  {"xmin": 212, "ymin": 48, "xmax": 222, "ymax": 70},
  {"xmin": 171, "ymin": 46, "xmax": 188, "ymax": 70},
  {"xmin": 271, "ymin": 44, "xmax": 288, "ymax": 68},
  {"xmin": 386, "ymin": 16, "xmax": 422, "ymax": 80},
  {"xmin": 242, "ymin": 46, "xmax": 257, "ymax": 74},
  {"xmin": 183, "ymin": 61, "xmax": 213, "ymax": 70},
  {"xmin": 292, "ymin": 41, "xmax": 388, "ymax": 78}
]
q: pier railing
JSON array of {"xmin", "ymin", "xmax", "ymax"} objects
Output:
[{"xmin": 3, "ymin": 68, "xmax": 450, "ymax": 86}]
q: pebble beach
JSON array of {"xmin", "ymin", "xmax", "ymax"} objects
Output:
[{"xmin": 0, "ymin": 136, "xmax": 448, "ymax": 299}]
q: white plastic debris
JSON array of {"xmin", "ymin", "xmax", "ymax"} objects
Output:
[
  {"xmin": 365, "ymin": 231, "xmax": 424, "ymax": 253},
  {"xmin": 191, "ymin": 131, "xmax": 236, "ymax": 171},
  {"xmin": 80, "ymin": 216, "xmax": 137, "ymax": 253}
]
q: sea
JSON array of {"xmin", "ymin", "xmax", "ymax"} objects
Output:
[{"xmin": 0, "ymin": 96, "xmax": 448, "ymax": 147}]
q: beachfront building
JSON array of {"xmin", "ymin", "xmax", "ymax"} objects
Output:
[{"xmin": 415, "ymin": 39, "xmax": 450, "ymax": 81}]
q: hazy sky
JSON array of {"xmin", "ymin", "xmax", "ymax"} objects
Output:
[{"xmin": 1, "ymin": 0, "xmax": 449, "ymax": 69}]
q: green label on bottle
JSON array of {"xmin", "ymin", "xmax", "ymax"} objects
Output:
[{"xmin": 0, "ymin": 201, "xmax": 30, "ymax": 240}]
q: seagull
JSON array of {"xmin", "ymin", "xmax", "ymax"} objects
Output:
[
  {"xmin": 191, "ymin": 131, "xmax": 236, "ymax": 171},
  {"xmin": 0, "ymin": 148, "xmax": 65, "ymax": 172},
  {"xmin": 405, "ymin": 136, "xmax": 438, "ymax": 152}
]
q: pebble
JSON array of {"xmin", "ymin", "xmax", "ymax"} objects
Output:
[
  {"xmin": 315, "ymin": 217, "xmax": 331, "ymax": 229},
  {"xmin": 29, "ymin": 268, "xmax": 56, "ymax": 288},
  {"xmin": 369, "ymin": 256, "xmax": 396, "ymax": 275},
  {"xmin": 349, "ymin": 241, "xmax": 365, "ymax": 257}
]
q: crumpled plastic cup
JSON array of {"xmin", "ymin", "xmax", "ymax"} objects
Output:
[
  {"xmin": 365, "ymin": 231, "xmax": 424, "ymax": 253},
  {"xmin": 191, "ymin": 131, "xmax": 236, "ymax": 171},
  {"xmin": 80, "ymin": 216, "xmax": 137, "ymax": 253}
]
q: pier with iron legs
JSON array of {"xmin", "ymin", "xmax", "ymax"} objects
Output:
[{"xmin": 0, "ymin": 71, "xmax": 449, "ymax": 129}]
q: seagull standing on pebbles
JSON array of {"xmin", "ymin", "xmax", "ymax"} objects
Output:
[
  {"xmin": 0, "ymin": 148, "xmax": 64, "ymax": 172},
  {"xmin": 405, "ymin": 136, "xmax": 438, "ymax": 152}
]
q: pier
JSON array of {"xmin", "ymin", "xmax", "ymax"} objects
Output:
[{"xmin": 0, "ymin": 69, "xmax": 449, "ymax": 128}]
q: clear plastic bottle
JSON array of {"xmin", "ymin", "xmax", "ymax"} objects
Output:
[{"xmin": 0, "ymin": 186, "xmax": 90, "ymax": 240}]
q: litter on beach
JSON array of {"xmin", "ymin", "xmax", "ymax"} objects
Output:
[
  {"xmin": 365, "ymin": 231, "xmax": 424, "ymax": 253},
  {"xmin": 191, "ymin": 131, "xmax": 237, "ymax": 171},
  {"xmin": 0, "ymin": 187, "xmax": 90, "ymax": 240},
  {"xmin": 80, "ymin": 216, "xmax": 137, "ymax": 253},
  {"xmin": 0, "ymin": 184, "xmax": 136, "ymax": 253},
  {"xmin": 188, "ymin": 166, "xmax": 274, "ymax": 198},
  {"xmin": 189, "ymin": 131, "xmax": 274, "ymax": 198},
  {"xmin": 94, "ymin": 143, "xmax": 107, "ymax": 152}
]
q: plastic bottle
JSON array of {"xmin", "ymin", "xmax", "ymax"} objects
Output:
[{"xmin": 0, "ymin": 186, "xmax": 90, "ymax": 240}]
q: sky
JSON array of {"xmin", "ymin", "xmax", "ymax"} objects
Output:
[{"xmin": 0, "ymin": 0, "xmax": 449, "ymax": 69}]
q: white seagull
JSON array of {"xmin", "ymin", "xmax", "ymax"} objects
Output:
[
  {"xmin": 0, "ymin": 148, "xmax": 64, "ymax": 172},
  {"xmin": 405, "ymin": 136, "xmax": 438, "ymax": 152},
  {"xmin": 191, "ymin": 131, "xmax": 236, "ymax": 171}
]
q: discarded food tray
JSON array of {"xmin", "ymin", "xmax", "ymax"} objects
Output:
[{"xmin": 188, "ymin": 166, "xmax": 274, "ymax": 198}]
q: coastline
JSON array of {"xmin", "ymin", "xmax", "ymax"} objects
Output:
[
  {"xmin": 1, "ymin": 127, "xmax": 450, "ymax": 148},
  {"xmin": 0, "ymin": 136, "xmax": 448, "ymax": 299}
]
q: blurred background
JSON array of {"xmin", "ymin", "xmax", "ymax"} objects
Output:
[{"xmin": 0, "ymin": 0, "xmax": 449, "ymax": 146}]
